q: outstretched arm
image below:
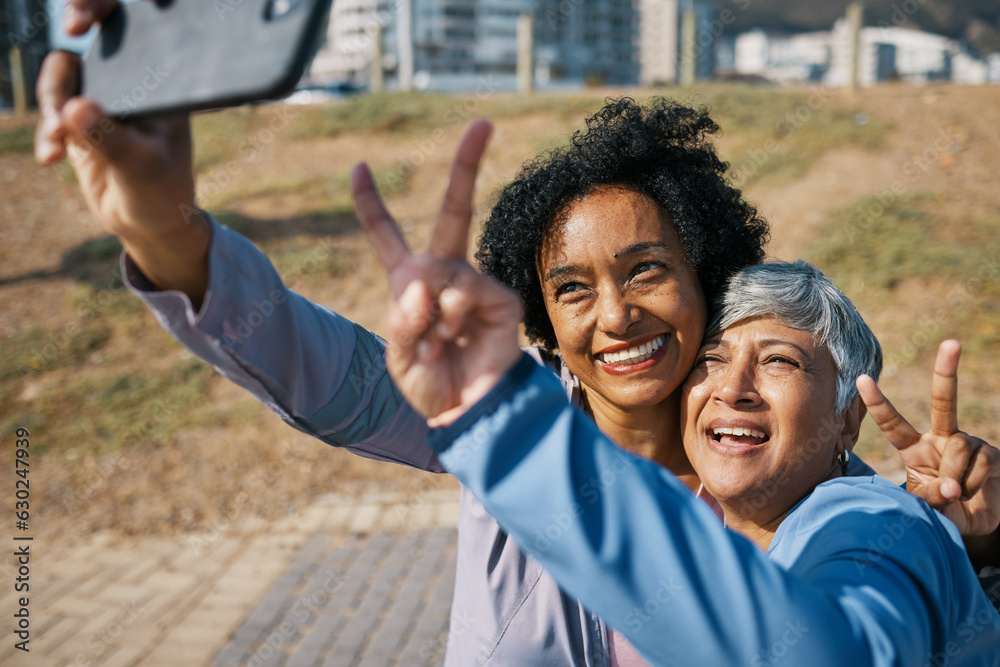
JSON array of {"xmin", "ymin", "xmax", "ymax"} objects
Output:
[{"xmin": 35, "ymin": 0, "xmax": 444, "ymax": 469}]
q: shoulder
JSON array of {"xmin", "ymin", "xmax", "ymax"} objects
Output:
[
  {"xmin": 521, "ymin": 346, "xmax": 581, "ymax": 402},
  {"xmin": 770, "ymin": 476, "xmax": 964, "ymax": 575}
]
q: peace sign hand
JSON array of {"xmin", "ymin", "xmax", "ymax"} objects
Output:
[
  {"xmin": 351, "ymin": 120, "xmax": 523, "ymax": 426},
  {"xmin": 856, "ymin": 340, "xmax": 1000, "ymax": 537}
]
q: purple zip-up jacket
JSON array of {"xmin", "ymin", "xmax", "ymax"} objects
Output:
[{"xmin": 124, "ymin": 220, "xmax": 878, "ymax": 666}]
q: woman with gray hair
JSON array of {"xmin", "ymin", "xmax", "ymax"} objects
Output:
[{"xmin": 381, "ymin": 255, "xmax": 1000, "ymax": 665}]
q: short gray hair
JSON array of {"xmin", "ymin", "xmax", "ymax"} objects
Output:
[{"xmin": 706, "ymin": 260, "xmax": 882, "ymax": 413}]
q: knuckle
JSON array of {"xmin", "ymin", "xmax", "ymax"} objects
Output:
[{"xmin": 947, "ymin": 433, "xmax": 973, "ymax": 454}]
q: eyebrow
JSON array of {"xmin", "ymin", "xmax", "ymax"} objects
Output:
[
  {"xmin": 757, "ymin": 339, "xmax": 814, "ymax": 359},
  {"xmin": 544, "ymin": 242, "xmax": 670, "ymax": 281},
  {"xmin": 703, "ymin": 337, "xmax": 814, "ymax": 360}
]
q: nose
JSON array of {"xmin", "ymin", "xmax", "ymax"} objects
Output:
[
  {"xmin": 595, "ymin": 286, "xmax": 639, "ymax": 336},
  {"xmin": 713, "ymin": 358, "xmax": 761, "ymax": 408}
]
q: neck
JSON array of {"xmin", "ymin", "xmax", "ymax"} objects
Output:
[
  {"xmin": 718, "ymin": 464, "xmax": 844, "ymax": 551},
  {"xmin": 717, "ymin": 506, "xmax": 788, "ymax": 551},
  {"xmin": 582, "ymin": 387, "xmax": 699, "ymax": 492}
]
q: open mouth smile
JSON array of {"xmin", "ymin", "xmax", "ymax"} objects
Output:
[
  {"xmin": 708, "ymin": 424, "xmax": 770, "ymax": 455},
  {"xmin": 595, "ymin": 334, "xmax": 667, "ymax": 367}
]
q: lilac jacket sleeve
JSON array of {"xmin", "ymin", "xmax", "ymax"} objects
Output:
[
  {"xmin": 428, "ymin": 355, "xmax": 1000, "ymax": 666},
  {"xmin": 124, "ymin": 218, "xmax": 441, "ymax": 471}
]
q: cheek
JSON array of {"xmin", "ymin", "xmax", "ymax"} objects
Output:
[
  {"xmin": 663, "ymin": 285, "xmax": 707, "ymax": 341},
  {"xmin": 680, "ymin": 380, "xmax": 710, "ymax": 431}
]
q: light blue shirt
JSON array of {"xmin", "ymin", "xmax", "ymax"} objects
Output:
[{"xmin": 429, "ymin": 354, "xmax": 1000, "ymax": 666}]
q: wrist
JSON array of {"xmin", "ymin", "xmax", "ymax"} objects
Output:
[
  {"xmin": 427, "ymin": 353, "xmax": 538, "ymax": 451},
  {"xmin": 428, "ymin": 346, "xmax": 523, "ymax": 428},
  {"xmin": 119, "ymin": 208, "xmax": 212, "ymax": 307}
]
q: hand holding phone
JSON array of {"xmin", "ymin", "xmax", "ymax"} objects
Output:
[{"xmin": 82, "ymin": 0, "xmax": 333, "ymax": 119}]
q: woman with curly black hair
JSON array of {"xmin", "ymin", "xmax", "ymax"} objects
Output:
[
  {"xmin": 471, "ymin": 97, "xmax": 770, "ymax": 499},
  {"xmin": 478, "ymin": 96, "xmax": 768, "ymax": 351}
]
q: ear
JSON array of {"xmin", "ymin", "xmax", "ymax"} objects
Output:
[{"xmin": 839, "ymin": 397, "xmax": 867, "ymax": 454}]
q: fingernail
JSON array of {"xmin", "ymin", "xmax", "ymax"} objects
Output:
[
  {"xmin": 64, "ymin": 6, "xmax": 93, "ymax": 34},
  {"xmin": 36, "ymin": 140, "xmax": 55, "ymax": 163},
  {"xmin": 76, "ymin": 104, "xmax": 102, "ymax": 133}
]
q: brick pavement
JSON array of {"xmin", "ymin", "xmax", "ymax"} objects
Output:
[{"xmin": 2, "ymin": 492, "xmax": 460, "ymax": 667}]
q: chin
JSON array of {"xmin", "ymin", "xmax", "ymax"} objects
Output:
[
  {"xmin": 614, "ymin": 383, "xmax": 679, "ymax": 409},
  {"xmin": 700, "ymin": 466, "xmax": 761, "ymax": 507}
]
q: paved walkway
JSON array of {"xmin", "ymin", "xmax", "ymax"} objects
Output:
[{"xmin": 2, "ymin": 492, "xmax": 460, "ymax": 667}]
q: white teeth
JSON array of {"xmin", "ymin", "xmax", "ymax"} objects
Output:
[
  {"xmin": 597, "ymin": 335, "xmax": 666, "ymax": 366},
  {"xmin": 713, "ymin": 427, "xmax": 766, "ymax": 439}
]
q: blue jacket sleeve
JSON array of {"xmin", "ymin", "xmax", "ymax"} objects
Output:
[
  {"xmin": 124, "ymin": 218, "xmax": 441, "ymax": 471},
  {"xmin": 429, "ymin": 355, "xmax": 1000, "ymax": 666}
]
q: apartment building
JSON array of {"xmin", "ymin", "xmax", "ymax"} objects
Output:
[
  {"xmin": 639, "ymin": 0, "xmax": 717, "ymax": 86},
  {"xmin": 309, "ymin": 0, "xmax": 638, "ymax": 90}
]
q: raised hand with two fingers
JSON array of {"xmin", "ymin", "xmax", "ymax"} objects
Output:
[
  {"xmin": 856, "ymin": 340, "xmax": 1000, "ymax": 540},
  {"xmin": 351, "ymin": 120, "xmax": 523, "ymax": 426}
]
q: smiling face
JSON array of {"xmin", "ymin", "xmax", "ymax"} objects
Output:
[
  {"xmin": 681, "ymin": 317, "xmax": 851, "ymax": 524},
  {"xmin": 537, "ymin": 185, "xmax": 707, "ymax": 412}
]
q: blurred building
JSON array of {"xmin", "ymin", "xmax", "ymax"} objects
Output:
[
  {"xmin": 639, "ymin": 0, "xmax": 717, "ymax": 85},
  {"xmin": 989, "ymin": 53, "xmax": 1000, "ymax": 83},
  {"xmin": 730, "ymin": 21, "xmax": 990, "ymax": 87},
  {"xmin": 1, "ymin": 0, "xmax": 51, "ymax": 110},
  {"xmin": 309, "ymin": 0, "xmax": 638, "ymax": 90},
  {"xmin": 828, "ymin": 21, "xmax": 987, "ymax": 86},
  {"xmin": 730, "ymin": 29, "xmax": 831, "ymax": 83}
]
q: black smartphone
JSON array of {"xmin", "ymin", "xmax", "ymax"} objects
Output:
[{"xmin": 81, "ymin": 0, "xmax": 333, "ymax": 120}]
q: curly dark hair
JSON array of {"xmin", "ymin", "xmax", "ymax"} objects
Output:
[{"xmin": 475, "ymin": 96, "xmax": 770, "ymax": 350}]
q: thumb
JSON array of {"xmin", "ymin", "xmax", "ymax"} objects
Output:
[
  {"xmin": 390, "ymin": 280, "xmax": 437, "ymax": 353},
  {"xmin": 914, "ymin": 476, "xmax": 962, "ymax": 510},
  {"xmin": 63, "ymin": 97, "xmax": 132, "ymax": 165}
]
